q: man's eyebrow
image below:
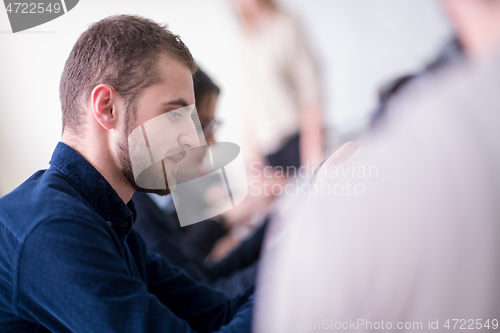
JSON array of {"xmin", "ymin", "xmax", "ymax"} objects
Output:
[{"xmin": 161, "ymin": 98, "xmax": 190, "ymax": 107}]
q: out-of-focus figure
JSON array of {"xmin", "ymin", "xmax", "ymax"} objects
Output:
[
  {"xmin": 254, "ymin": 0, "xmax": 500, "ymax": 331},
  {"xmin": 132, "ymin": 68, "xmax": 266, "ymax": 297},
  {"xmin": 370, "ymin": 37, "xmax": 464, "ymax": 128},
  {"xmin": 233, "ymin": 0, "xmax": 323, "ymax": 170},
  {"xmin": 223, "ymin": 0, "xmax": 324, "ymax": 256}
]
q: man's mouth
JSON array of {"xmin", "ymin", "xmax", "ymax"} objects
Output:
[{"xmin": 165, "ymin": 152, "xmax": 185, "ymax": 167}]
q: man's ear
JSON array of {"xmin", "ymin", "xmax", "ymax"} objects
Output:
[{"xmin": 91, "ymin": 84, "xmax": 118, "ymax": 130}]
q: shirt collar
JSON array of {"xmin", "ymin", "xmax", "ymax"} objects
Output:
[{"xmin": 49, "ymin": 142, "xmax": 136, "ymax": 233}]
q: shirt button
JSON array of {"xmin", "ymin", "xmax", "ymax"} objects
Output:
[
  {"xmin": 106, "ymin": 221, "xmax": 112, "ymax": 226},
  {"xmin": 120, "ymin": 221, "xmax": 128, "ymax": 228}
]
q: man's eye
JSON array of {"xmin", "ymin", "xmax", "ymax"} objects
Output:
[{"xmin": 169, "ymin": 111, "xmax": 183, "ymax": 120}]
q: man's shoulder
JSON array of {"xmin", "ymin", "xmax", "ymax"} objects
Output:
[{"xmin": 0, "ymin": 167, "xmax": 99, "ymax": 243}]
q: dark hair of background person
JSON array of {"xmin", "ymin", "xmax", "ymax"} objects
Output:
[
  {"xmin": 60, "ymin": 15, "xmax": 197, "ymax": 135},
  {"xmin": 193, "ymin": 68, "xmax": 220, "ymax": 109}
]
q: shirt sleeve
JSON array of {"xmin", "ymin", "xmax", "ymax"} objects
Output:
[
  {"xmin": 16, "ymin": 217, "xmax": 252, "ymax": 333},
  {"xmin": 135, "ymin": 230, "xmax": 253, "ymax": 333}
]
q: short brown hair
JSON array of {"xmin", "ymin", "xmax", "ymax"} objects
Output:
[{"xmin": 60, "ymin": 15, "xmax": 197, "ymax": 133}]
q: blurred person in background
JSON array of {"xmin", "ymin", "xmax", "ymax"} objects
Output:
[
  {"xmin": 254, "ymin": 0, "xmax": 500, "ymax": 331},
  {"xmin": 234, "ymin": 0, "xmax": 323, "ymax": 169},
  {"xmin": 224, "ymin": 0, "xmax": 324, "ymax": 258},
  {"xmin": 370, "ymin": 0, "xmax": 500, "ymax": 127},
  {"xmin": 133, "ymin": 68, "xmax": 267, "ymax": 297},
  {"xmin": 370, "ymin": 36, "xmax": 463, "ymax": 128},
  {"xmin": 140, "ymin": 68, "xmax": 227, "ymax": 257},
  {"xmin": 370, "ymin": 37, "xmax": 464, "ymax": 128}
]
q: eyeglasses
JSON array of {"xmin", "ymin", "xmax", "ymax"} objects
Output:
[{"xmin": 201, "ymin": 119, "xmax": 222, "ymax": 135}]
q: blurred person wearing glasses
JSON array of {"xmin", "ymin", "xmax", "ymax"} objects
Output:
[{"xmin": 133, "ymin": 68, "xmax": 265, "ymax": 298}]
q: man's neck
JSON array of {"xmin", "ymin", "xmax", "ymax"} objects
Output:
[{"xmin": 62, "ymin": 131, "xmax": 135, "ymax": 204}]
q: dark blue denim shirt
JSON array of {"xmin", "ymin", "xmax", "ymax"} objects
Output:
[{"xmin": 0, "ymin": 142, "xmax": 252, "ymax": 333}]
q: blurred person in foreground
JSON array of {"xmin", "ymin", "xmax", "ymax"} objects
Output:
[
  {"xmin": 0, "ymin": 15, "xmax": 252, "ymax": 332},
  {"xmin": 254, "ymin": 0, "xmax": 500, "ymax": 331},
  {"xmin": 133, "ymin": 68, "xmax": 265, "ymax": 298}
]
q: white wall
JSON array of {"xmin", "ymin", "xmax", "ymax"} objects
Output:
[
  {"xmin": 278, "ymin": 0, "xmax": 452, "ymax": 135},
  {"xmin": 0, "ymin": 0, "xmax": 451, "ymax": 195}
]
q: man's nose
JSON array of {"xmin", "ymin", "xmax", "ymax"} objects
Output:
[{"xmin": 178, "ymin": 122, "xmax": 200, "ymax": 150}]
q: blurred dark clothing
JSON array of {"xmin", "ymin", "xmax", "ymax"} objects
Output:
[
  {"xmin": 265, "ymin": 133, "xmax": 301, "ymax": 170},
  {"xmin": 132, "ymin": 192, "xmax": 267, "ymax": 297},
  {"xmin": 371, "ymin": 38, "xmax": 464, "ymax": 127},
  {"xmin": 147, "ymin": 191, "xmax": 229, "ymax": 258},
  {"xmin": 178, "ymin": 217, "xmax": 228, "ymax": 258},
  {"xmin": 209, "ymin": 217, "xmax": 269, "ymax": 278}
]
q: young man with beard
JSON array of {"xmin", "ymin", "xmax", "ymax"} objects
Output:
[{"xmin": 0, "ymin": 15, "xmax": 252, "ymax": 332}]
